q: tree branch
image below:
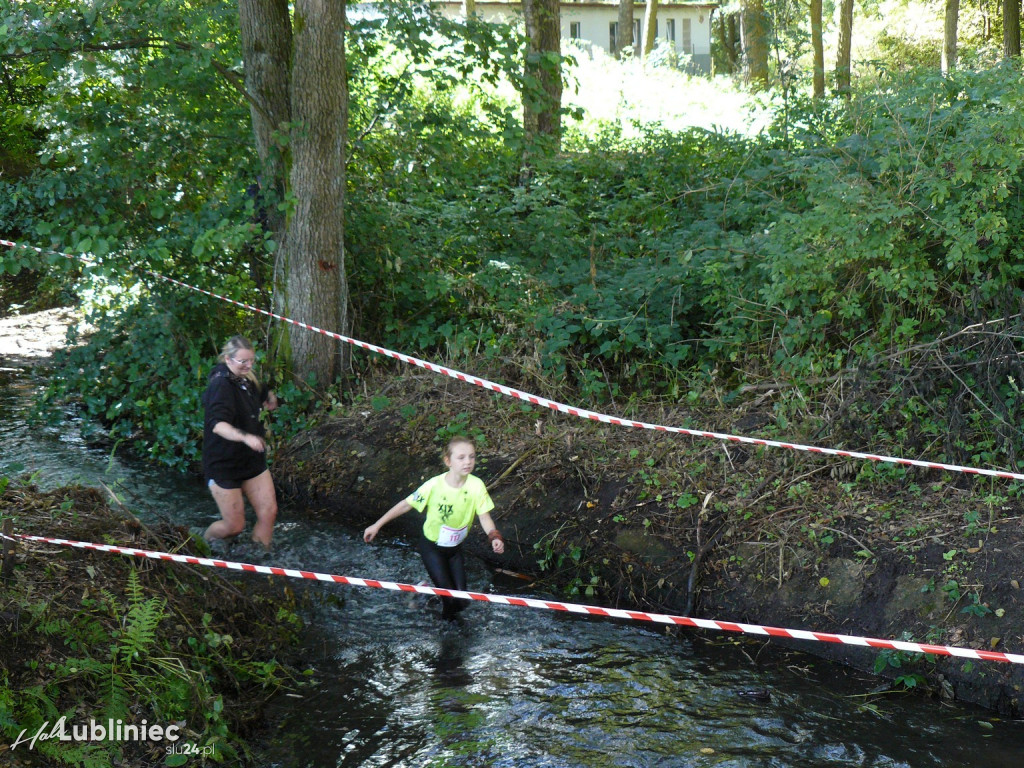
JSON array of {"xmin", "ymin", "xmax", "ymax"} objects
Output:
[
  {"xmin": 0, "ymin": 38, "xmax": 159, "ymax": 60},
  {"xmin": 1, "ymin": 36, "xmax": 267, "ymax": 121}
]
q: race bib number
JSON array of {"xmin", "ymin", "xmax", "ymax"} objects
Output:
[{"xmin": 437, "ymin": 525, "xmax": 468, "ymax": 547}]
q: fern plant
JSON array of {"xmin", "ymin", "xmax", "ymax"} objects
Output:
[{"xmin": 117, "ymin": 568, "xmax": 165, "ymax": 670}]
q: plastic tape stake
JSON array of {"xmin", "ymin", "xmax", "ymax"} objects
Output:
[{"xmin": 5, "ymin": 530, "xmax": 1024, "ymax": 665}]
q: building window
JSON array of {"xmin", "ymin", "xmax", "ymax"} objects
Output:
[
  {"xmin": 666, "ymin": 19, "xmax": 676, "ymax": 44},
  {"xmin": 570, "ymin": 21, "xmax": 582, "ymax": 39},
  {"xmin": 609, "ymin": 21, "xmax": 617, "ymax": 51},
  {"xmin": 682, "ymin": 18, "xmax": 692, "ymax": 54},
  {"xmin": 633, "ymin": 19, "xmax": 641, "ymax": 44}
]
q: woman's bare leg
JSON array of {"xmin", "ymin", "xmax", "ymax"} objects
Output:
[
  {"xmin": 205, "ymin": 482, "xmax": 246, "ymax": 541},
  {"xmin": 242, "ymin": 470, "xmax": 278, "ymax": 549}
]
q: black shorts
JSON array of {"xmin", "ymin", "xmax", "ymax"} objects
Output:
[{"xmin": 207, "ymin": 468, "xmax": 264, "ymax": 491}]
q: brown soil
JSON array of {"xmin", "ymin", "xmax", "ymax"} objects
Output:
[{"xmin": 273, "ymin": 372, "xmax": 1024, "ymax": 717}]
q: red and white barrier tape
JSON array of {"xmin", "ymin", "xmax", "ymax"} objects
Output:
[
  {"xmin": 4, "ymin": 238, "xmax": 1024, "ymax": 482},
  {"xmin": 4, "ymin": 530, "xmax": 1023, "ymax": 665}
]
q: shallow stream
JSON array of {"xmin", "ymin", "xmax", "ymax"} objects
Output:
[{"xmin": 2, "ymin": 359, "xmax": 1023, "ymax": 767}]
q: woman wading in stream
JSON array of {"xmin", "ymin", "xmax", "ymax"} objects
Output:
[{"xmin": 201, "ymin": 335, "xmax": 278, "ymax": 550}]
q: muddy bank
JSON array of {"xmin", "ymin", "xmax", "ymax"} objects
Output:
[{"xmin": 273, "ymin": 377, "xmax": 1024, "ymax": 717}]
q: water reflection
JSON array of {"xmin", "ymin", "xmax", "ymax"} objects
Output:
[{"xmin": 259, "ymin": 559, "xmax": 1024, "ymax": 768}]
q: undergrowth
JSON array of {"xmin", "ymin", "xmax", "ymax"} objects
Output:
[{"xmin": 0, "ymin": 482, "xmax": 307, "ymax": 767}]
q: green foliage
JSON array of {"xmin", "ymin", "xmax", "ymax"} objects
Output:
[
  {"xmin": 435, "ymin": 412, "xmax": 488, "ymax": 448},
  {"xmin": 32, "ymin": 279, "xmax": 306, "ymax": 472},
  {"xmin": 0, "ymin": 57, "xmax": 47, "ymax": 180},
  {"xmin": 0, "ymin": 0, "xmax": 257, "ymax": 256},
  {"xmin": 5, "ymin": 0, "xmax": 1024, "ymax": 483},
  {"xmin": 960, "ymin": 591, "xmax": 994, "ymax": 618},
  {"xmin": 349, "ymin": 0, "xmax": 526, "ymax": 142},
  {"xmin": 35, "ymin": 290, "xmax": 211, "ymax": 470},
  {"xmin": 533, "ymin": 522, "xmax": 601, "ymax": 596},
  {"xmin": 117, "ymin": 569, "xmax": 163, "ymax": 668},
  {"xmin": 0, "ymin": 0, "xmax": 287, "ymax": 468},
  {"xmin": 347, "ymin": 58, "xmax": 1024, "ymax": 476},
  {"xmin": 349, "ymin": 117, "xmax": 750, "ymax": 401},
  {"xmin": 3, "ymin": 0, "xmax": 532, "ymax": 467},
  {"xmin": 873, "ymin": 633, "xmax": 934, "ymax": 690},
  {"xmin": 1, "ymin": 562, "xmax": 291, "ymax": 765},
  {"xmin": 873, "ymin": 29, "xmax": 940, "ymax": 72},
  {"xmin": 708, "ymin": 66, "xmax": 1024, "ymax": 364}
]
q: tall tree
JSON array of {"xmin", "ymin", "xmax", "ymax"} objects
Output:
[
  {"xmin": 1004, "ymin": 0, "xmax": 1021, "ymax": 58},
  {"xmin": 741, "ymin": 0, "xmax": 770, "ymax": 90},
  {"xmin": 239, "ymin": 0, "xmax": 348, "ymax": 387},
  {"xmin": 836, "ymin": 0, "xmax": 855, "ymax": 94},
  {"xmin": 522, "ymin": 0, "xmax": 562, "ymax": 145},
  {"xmin": 714, "ymin": 15, "xmax": 730, "ymax": 73},
  {"xmin": 462, "ymin": 0, "xmax": 477, "ymax": 16},
  {"xmin": 726, "ymin": 13, "xmax": 740, "ymax": 71},
  {"xmin": 616, "ymin": 0, "xmax": 634, "ymax": 57},
  {"xmin": 942, "ymin": 0, "xmax": 959, "ymax": 72},
  {"xmin": 811, "ymin": 0, "xmax": 825, "ymax": 97},
  {"xmin": 642, "ymin": 0, "xmax": 659, "ymax": 57}
]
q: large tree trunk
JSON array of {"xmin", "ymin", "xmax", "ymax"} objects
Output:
[
  {"xmin": 1004, "ymin": 0, "xmax": 1021, "ymax": 58},
  {"xmin": 462, "ymin": 0, "xmax": 477, "ymax": 16},
  {"xmin": 238, "ymin": 0, "xmax": 349, "ymax": 388},
  {"xmin": 942, "ymin": 0, "xmax": 959, "ymax": 72},
  {"xmin": 836, "ymin": 0, "xmax": 854, "ymax": 95},
  {"xmin": 810, "ymin": 0, "xmax": 825, "ymax": 97},
  {"xmin": 238, "ymin": 0, "xmax": 291, "ymax": 234},
  {"xmin": 642, "ymin": 0, "xmax": 659, "ymax": 57},
  {"xmin": 740, "ymin": 0, "xmax": 770, "ymax": 91},
  {"xmin": 714, "ymin": 15, "xmax": 729, "ymax": 73},
  {"xmin": 522, "ymin": 0, "xmax": 562, "ymax": 146},
  {"xmin": 282, "ymin": 0, "xmax": 348, "ymax": 386},
  {"xmin": 616, "ymin": 0, "xmax": 634, "ymax": 57}
]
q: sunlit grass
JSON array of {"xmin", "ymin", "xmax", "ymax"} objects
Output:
[
  {"xmin": 563, "ymin": 46, "xmax": 773, "ymax": 138},
  {"xmin": 478, "ymin": 39, "xmax": 773, "ymax": 140}
]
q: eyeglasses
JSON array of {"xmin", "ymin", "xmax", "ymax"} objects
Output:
[{"xmin": 230, "ymin": 356, "xmax": 255, "ymax": 367}]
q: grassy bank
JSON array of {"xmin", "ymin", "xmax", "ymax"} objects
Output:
[{"xmin": 0, "ymin": 481, "xmax": 306, "ymax": 767}]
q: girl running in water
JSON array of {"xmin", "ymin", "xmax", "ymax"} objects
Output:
[{"xmin": 363, "ymin": 436, "xmax": 504, "ymax": 621}]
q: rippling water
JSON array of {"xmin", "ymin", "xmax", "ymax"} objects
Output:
[
  {"xmin": 257, "ymin": 529, "xmax": 1024, "ymax": 768},
  {"xmin": 3, "ymin": 360, "xmax": 1023, "ymax": 767}
]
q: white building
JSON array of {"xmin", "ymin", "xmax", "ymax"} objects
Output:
[{"xmin": 431, "ymin": 1, "xmax": 718, "ymax": 74}]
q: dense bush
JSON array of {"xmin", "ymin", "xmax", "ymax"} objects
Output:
[
  {"xmin": 346, "ymin": 61, "xmax": 1024, "ymax": 465},
  {"xmin": 5, "ymin": 1, "xmax": 1024, "ymax": 472}
]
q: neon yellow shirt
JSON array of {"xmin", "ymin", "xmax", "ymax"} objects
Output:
[{"xmin": 406, "ymin": 473, "xmax": 494, "ymax": 544}]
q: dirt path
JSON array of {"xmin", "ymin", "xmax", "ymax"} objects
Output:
[{"xmin": 0, "ymin": 307, "xmax": 81, "ymax": 362}]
